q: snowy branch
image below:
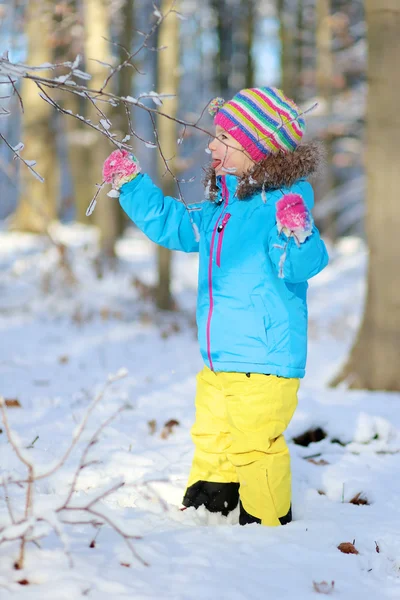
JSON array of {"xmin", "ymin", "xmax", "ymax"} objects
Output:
[{"xmin": 0, "ymin": 369, "xmax": 149, "ymax": 571}]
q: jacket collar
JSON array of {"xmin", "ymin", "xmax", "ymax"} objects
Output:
[{"xmin": 204, "ymin": 141, "xmax": 324, "ymax": 202}]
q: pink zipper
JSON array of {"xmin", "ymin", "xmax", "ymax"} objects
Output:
[
  {"xmin": 216, "ymin": 213, "xmax": 231, "ymax": 267},
  {"xmin": 206, "ymin": 177, "xmax": 229, "ymax": 370}
]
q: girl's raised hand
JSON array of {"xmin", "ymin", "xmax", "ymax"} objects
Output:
[
  {"xmin": 276, "ymin": 193, "xmax": 312, "ymax": 244},
  {"xmin": 102, "ymin": 149, "xmax": 141, "ymax": 191}
]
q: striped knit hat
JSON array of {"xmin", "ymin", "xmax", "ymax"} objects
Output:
[{"xmin": 212, "ymin": 87, "xmax": 305, "ymax": 162}]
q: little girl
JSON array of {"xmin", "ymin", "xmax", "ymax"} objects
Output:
[{"xmin": 102, "ymin": 87, "xmax": 329, "ymax": 526}]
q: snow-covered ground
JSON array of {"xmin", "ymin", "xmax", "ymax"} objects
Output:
[{"xmin": 1, "ymin": 225, "xmax": 399, "ymax": 599}]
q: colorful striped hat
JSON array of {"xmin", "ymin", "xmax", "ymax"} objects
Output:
[{"xmin": 213, "ymin": 87, "xmax": 305, "ymax": 162}]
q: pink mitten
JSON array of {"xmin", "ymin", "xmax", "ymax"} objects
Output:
[
  {"xmin": 276, "ymin": 192, "xmax": 312, "ymax": 243},
  {"xmin": 102, "ymin": 149, "xmax": 141, "ymax": 190}
]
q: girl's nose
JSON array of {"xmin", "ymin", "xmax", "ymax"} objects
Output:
[{"xmin": 208, "ymin": 137, "xmax": 216, "ymax": 151}]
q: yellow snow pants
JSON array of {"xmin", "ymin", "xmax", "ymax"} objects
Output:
[{"xmin": 184, "ymin": 366, "xmax": 299, "ymax": 526}]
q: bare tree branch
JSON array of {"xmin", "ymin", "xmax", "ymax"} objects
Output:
[{"xmin": 0, "ymin": 370, "xmax": 149, "ymax": 571}]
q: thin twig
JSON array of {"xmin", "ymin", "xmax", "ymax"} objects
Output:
[
  {"xmin": 7, "ymin": 75, "xmax": 24, "ymax": 113},
  {"xmin": 0, "ymin": 132, "xmax": 44, "ymax": 183},
  {"xmin": 1, "ymin": 477, "xmax": 16, "ymax": 524}
]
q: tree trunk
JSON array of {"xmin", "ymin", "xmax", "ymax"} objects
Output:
[
  {"xmin": 11, "ymin": 1, "xmax": 58, "ymax": 233},
  {"xmin": 331, "ymin": 0, "xmax": 400, "ymax": 391},
  {"xmin": 232, "ymin": 0, "xmax": 255, "ymax": 90},
  {"xmin": 315, "ymin": 0, "xmax": 337, "ymax": 241},
  {"xmin": 277, "ymin": 0, "xmax": 298, "ymax": 101},
  {"xmin": 211, "ymin": 0, "xmax": 233, "ymax": 98},
  {"xmin": 245, "ymin": 0, "xmax": 255, "ymax": 88},
  {"xmin": 113, "ymin": 0, "xmax": 135, "ymax": 236},
  {"xmin": 83, "ymin": 0, "xmax": 119, "ymax": 265},
  {"xmin": 316, "ymin": 0, "xmax": 333, "ymax": 108},
  {"xmin": 67, "ymin": 116, "xmax": 96, "ymax": 223},
  {"xmin": 155, "ymin": 0, "xmax": 180, "ymax": 310},
  {"xmin": 296, "ymin": 0, "xmax": 304, "ymax": 101}
]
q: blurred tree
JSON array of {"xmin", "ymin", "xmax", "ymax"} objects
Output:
[
  {"xmin": 332, "ymin": 0, "xmax": 400, "ymax": 391},
  {"xmin": 244, "ymin": 0, "xmax": 255, "ymax": 88},
  {"xmin": 83, "ymin": 0, "xmax": 120, "ymax": 266},
  {"xmin": 111, "ymin": 0, "xmax": 135, "ymax": 236},
  {"xmin": 277, "ymin": 0, "xmax": 298, "ymax": 101},
  {"xmin": 316, "ymin": 0, "xmax": 333, "ymax": 112},
  {"xmin": 211, "ymin": 0, "xmax": 234, "ymax": 98},
  {"xmin": 156, "ymin": 0, "xmax": 181, "ymax": 310},
  {"xmin": 55, "ymin": 0, "xmax": 94, "ymax": 224},
  {"xmin": 315, "ymin": 0, "xmax": 337, "ymax": 241},
  {"xmin": 11, "ymin": 1, "xmax": 58, "ymax": 233},
  {"xmin": 230, "ymin": 0, "xmax": 255, "ymax": 90}
]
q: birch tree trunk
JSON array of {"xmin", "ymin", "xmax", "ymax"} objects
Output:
[
  {"xmin": 11, "ymin": 1, "xmax": 58, "ymax": 233},
  {"xmin": 155, "ymin": 0, "xmax": 180, "ymax": 310},
  {"xmin": 332, "ymin": 0, "xmax": 400, "ymax": 391},
  {"xmin": 83, "ymin": 0, "xmax": 119, "ymax": 265}
]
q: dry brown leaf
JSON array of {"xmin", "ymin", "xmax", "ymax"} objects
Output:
[
  {"xmin": 160, "ymin": 419, "xmax": 180, "ymax": 439},
  {"xmin": 349, "ymin": 492, "xmax": 369, "ymax": 505},
  {"xmin": 120, "ymin": 562, "xmax": 130, "ymax": 568},
  {"xmin": 18, "ymin": 579, "xmax": 30, "ymax": 586},
  {"xmin": 313, "ymin": 581, "xmax": 335, "ymax": 595},
  {"xmin": 375, "ymin": 541, "xmax": 380, "ymax": 553},
  {"xmin": 58, "ymin": 355, "xmax": 69, "ymax": 364},
  {"xmin": 5, "ymin": 398, "xmax": 21, "ymax": 408},
  {"xmin": 307, "ymin": 458, "xmax": 330, "ymax": 466},
  {"xmin": 148, "ymin": 419, "xmax": 157, "ymax": 435},
  {"xmin": 338, "ymin": 542, "xmax": 359, "ymax": 555}
]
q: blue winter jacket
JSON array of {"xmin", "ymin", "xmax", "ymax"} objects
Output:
[{"xmin": 119, "ymin": 142, "xmax": 329, "ymax": 378}]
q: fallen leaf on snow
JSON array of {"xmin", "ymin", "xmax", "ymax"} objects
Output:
[
  {"xmin": 307, "ymin": 458, "xmax": 330, "ymax": 465},
  {"xmin": 148, "ymin": 419, "xmax": 157, "ymax": 435},
  {"xmin": 5, "ymin": 398, "xmax": 21, "ymax": 408},
  {"xmin": 160, "ymin": 419, "xmax": 180, "ymax": 439},
  {"xmin": 349, "ymin": 492, "xmax": 369, "ymax": 505},
  {"xmin": 338, "ymin": 542, "xmax": 359, "ymax": 555}
]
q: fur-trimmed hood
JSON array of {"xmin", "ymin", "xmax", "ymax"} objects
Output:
[{"xmin": 204, "ymin": 141, "xmax": 324, "ymax": 201}]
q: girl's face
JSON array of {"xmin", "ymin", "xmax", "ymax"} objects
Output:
[{"xmin": 208, "ymin": 126, "xmax": 254, "ymax": 177}]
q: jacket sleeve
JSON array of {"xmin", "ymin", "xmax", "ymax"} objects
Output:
[
  {"xmin": 119, "ymin": 173, "xmax": 202, "ymax": 253},
  {"xmin": 267, "ymin": 181, "xmax": 329, "ymax": 283}
]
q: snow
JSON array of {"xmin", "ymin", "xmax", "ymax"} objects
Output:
[
  {"xmin": 99, "ymin": 119, "xmax": 111, "ymax": 131},
  {"xmin": 0, "ymin": 226, "xmax": 400, "ymax": 599}
]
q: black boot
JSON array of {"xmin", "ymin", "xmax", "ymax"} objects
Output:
[
  {"xmin": 182, "ymin": 481, "xmax": 240, "ymax": 516},
  {"xmin": 239, "ymin": 501, "xmax": 261, "ymax": 525},
  {"xmin": 239, "ymin": 501, "xmax": 293, "ymax": 526}
]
